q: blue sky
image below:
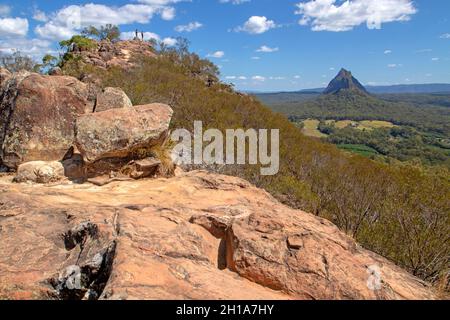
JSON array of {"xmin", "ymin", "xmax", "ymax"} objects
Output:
[{"xmin": 0, "ymin": 0, "xmax": 449, "ymax": 91}]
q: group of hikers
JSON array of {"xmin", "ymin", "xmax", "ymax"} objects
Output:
[{"xmin": 134, "ymin": 30, "xmax": 146, "ymax": 41}]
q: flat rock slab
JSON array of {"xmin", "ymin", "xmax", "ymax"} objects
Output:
[
  {"xmin": 0, "ymin": 171, "xmax": 436, "ymax": 300},
  {"xmin": 75, "ymin": 103, "xmax": 173, "ymax": 163}
]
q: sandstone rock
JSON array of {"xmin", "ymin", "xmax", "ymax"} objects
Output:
[
  {"xmin": 126, "ymin": 157, "xmax": 161, "ymax": 179},
  {"xmin": 14, "ymin": 161, "xmax": 65, "ymax": 184},
  {"xmin": 0, "ymin": 72, "xmax": 92, "ymax": 169},
  {"xmin": 65, "ymin": 40, "xmax": 157, "ymax": 71},
  {"xmin": 95, "ymin": 87, "xmax": 132, "ymax": 113},
  {"xmin": 75, "ymin": 103, "xmax": 173, "ymax": 163},
  {"xmin": 0, "ymin": 171, "xmax": 436, "ymax": 300}
]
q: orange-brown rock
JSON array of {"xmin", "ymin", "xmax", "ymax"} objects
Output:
[
  {"xmin": 0, "ymin": 171, "xmax": 436, "ymax": 300},
  {"xmin": 0, "ymin": 72, "xmax": 92, "ymax": 169},
  {"xmin": 70, "ymin": 40, "xmax": 157, "ymax": 70},
  {"xmin": 75, "ymin": 103, "xmax": 173, "ymax": 163},
  {"xmin": 95, "ymin": 87, "xmax": 132, "ymax": 112}
]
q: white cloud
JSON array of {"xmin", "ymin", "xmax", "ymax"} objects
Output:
[
  {"xmin": 384, "ymin": 49, "xmax": 392, "ymax": 54},
  {"xmin": 33, "ymin": 10, "xmax": 48, "ymax": 22},
  {"xmin": 175, "ymin": 21, "xmax": 203, "ymax": 32},
  {"xmin": 0, "ymin": 4, "xmax": 11, "ymax": 17},
  {"xmin": 252, "ymin": 75, "xmax": 266, "ymax": 81},
  {"xmin": 256, "ymin": 45, "xmax": 279, "ymax": 53},
  {"xmin": 387, "ymin": 63, "xmax": 402, "ymax": 68},
  {"xmin": 296, "ymin": 0, "xmax": 417, "ymax": 32},
  {"xmin": 251, "ymin": 56, "xmax": 260, "ymax": 60},
  {"xmin": 162, "ymin": 37, "xmax": 177, "ymax": 47},
  {"xmin": 207, "ymin": 51, "xmax": 225, "ymax": 58},
  {"xmin": 0, "ymin": 17, "xmax": 28, "ymax": 38},
  {"xmin": 440, "ymin": 33, "xmax": 450, "ymax": 39},
  {"xmin": 225, "ymin": 76, "xmax": 236, "ymax": 80},
  {"xmin": 0, "ymin": 38, "xmax": 54, "ymax": 58},
  {"xmin": 294, "ymin": 75, "xmax": 301, "ymax": 79},
  {"xmin": 431, "ymin": 57, "xmax": 439, "ymax": 61},
  {"xmin": 238, "ymin": 76, "xmax": 247, "ymax": 80},
  {"xmin": 160, "ymin": 7, "xmax": 176, "ymax": 20},
  {"xmin": 235, "ymin": 16, "xmax": 277, "ymax": 34},
  {"xmin": 35, "ymin": 2, "xmax": 188, "ymax": 41}
]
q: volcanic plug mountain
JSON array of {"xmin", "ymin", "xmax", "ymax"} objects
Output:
[{"xmin": 324, "ymin": 68, "xmax": 368, "ymax": 95}]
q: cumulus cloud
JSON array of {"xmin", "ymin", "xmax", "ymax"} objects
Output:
[
  {"xmin": 35, "ymin": 2, "xmax": 187, "ymax": 41},
  {"xmin": 0, "ymin": 17, "xmax": 29, "ymax": 38},
  {"xmin": 161, "ymin": 37, "xmax": 177, "ymax": 46},
  {"xmin": 252, "ymin": 75, "xmax": 266, "ymax": 81},
  {"xmin": 0, "ymin": 38, "xmax": 54, "ymax": 58},
  {"xmin": 175, "ymin": 21, "xmax": 203, "ymax": 32},
  {"xmin": 384, "ymin": 49, "xmax": 392, "ymax": 54},
  {"xmin": 256, "ymin": 45, "xmax": 279, "ymax": 53},
  {"xmin": 207, "ymin": 51, "xmax": 225, "ymax": 58},
  {"xmin": 440, "ymin": 33, "xmax": 450, "ymax": 39},
  {"xmin": 431, "ymin": 57, "xmax": 439, "ymax": 61},
  {"xmin": 235, "ymin": 16, "xmax": 277, "ymax": 34},
  {"xmin": 295, "ymin": 0, "xmax": 417, "ymax": 32}
]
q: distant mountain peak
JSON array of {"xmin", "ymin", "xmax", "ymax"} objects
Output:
[{"xmin": 324, "ymin": 68, "xmax": 368, "ymax": 95}]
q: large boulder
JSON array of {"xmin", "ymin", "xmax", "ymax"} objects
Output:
[
  {"xmin": 75, "ymin": 103, "xmax": 173, "ymax": 163},
  {"xmin": 14, "ymin": 161, "xmax": 65, "ymax": 184},
  {"xmin": 95, "ymin": 87, "xmax": 132, "ymax": 113},
  {"xmin": 0, "ymin": 72, "xmax": 92, "ymax": 169}
]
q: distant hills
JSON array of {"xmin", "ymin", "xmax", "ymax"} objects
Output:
[
  {"xmin": 277, "ymin": 83, "xmax": 450, "ymax": 95},
  {"xmin": 256, "ymin": 69, "xmax": 450, "ymax": 132}
]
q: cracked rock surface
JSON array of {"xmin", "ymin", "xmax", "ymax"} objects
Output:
[{"xmin": 0, "ymin": 171, "xmax": 436, "ymax": 300}]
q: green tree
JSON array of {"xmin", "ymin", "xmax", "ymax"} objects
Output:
[{"xmin": 82, "ymin": 24, "xmax": 120, "ymax": 42}]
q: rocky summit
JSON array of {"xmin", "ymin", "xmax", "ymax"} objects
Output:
[
  {"xmin": 0, "ymin": 66, "xmax": 438, "ymax": 300},
  {"xmin": 0, "ymin": 171, "xmax": 436, "ymax": 300},
  {"xmin": 323, "ymin": 68, "xmax": 368, "ymax": 95}
]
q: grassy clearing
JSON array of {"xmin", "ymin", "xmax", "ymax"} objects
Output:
[
  {"xmin": 337, "ymin": 144, "xmax": 380, "ymax": 157},
  {"xmin": 302, "ymin": 119, "xmax": 328, "ymax": 138},
  {"xmin": 358, "ymin": 120, "xmax": 395, "ymax": 130},
  {"xmin": 325, "ymin": 119, "xmax": 395, "ymax": 130}
]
